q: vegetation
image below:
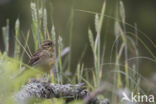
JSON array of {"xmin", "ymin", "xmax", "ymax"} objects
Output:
[{"xmin": 0, "ymin": 0, "xmax": 155, "ymax": 104}]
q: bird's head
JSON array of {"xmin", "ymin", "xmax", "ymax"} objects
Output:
[{"xmin": 40, "ymin": 40, "xmax": 55, "ymax": 51}]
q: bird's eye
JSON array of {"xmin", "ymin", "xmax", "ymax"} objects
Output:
[{"xmin": 48, "ymin": 43, "xmax": 52, "ymax": 46}]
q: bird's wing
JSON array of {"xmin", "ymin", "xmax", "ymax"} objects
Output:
[{"xmin": 28, "ymin": 49, "xmax": 42, "ymax": 66}]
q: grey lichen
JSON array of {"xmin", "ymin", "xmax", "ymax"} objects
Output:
[{"xmin": 15, "ymin": 80, "xmax": 109, "ymax": 104}]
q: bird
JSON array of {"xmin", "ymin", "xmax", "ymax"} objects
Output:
[{"xmin": 28, "ymin": 40, "xmax": 56, "ymax": 73}]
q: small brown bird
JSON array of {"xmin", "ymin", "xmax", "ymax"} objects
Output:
[{"xmin": 28, "ymin": 40, "xmax": 56, "ymax": 72}]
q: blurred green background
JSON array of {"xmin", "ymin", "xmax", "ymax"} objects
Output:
[
  {"xmin": 0, "ymin": 0, "xmax": 156, "ymax": 80},
  {"xmin": 0, "ymin": 0, "xmax": 156, "ymax": 103},
  {"xmin": 50, "ymin": 0, "xmax": 156, "ymax": 77},
  {"xmin": 124, "ymin": 0, "xmax": 156, "ymax": 77}
]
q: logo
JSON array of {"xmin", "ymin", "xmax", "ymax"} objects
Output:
[
  {"xmin": 121, "ymin": 92, "xmax": 155, "ymax": 103},
  {"xmin": 121, "ymin": 92, "xmax": 131, "ymax": 102}
]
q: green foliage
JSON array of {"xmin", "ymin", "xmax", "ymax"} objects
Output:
[
  {"xmin": 0, "ymin": 0, "xmax": 156, "ymax": 104},
  {"xmin": 0, "ymin": 54, "xmax": 43, "ymax": 104}
]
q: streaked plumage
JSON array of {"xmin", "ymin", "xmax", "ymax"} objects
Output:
[{"xmin": 28, "ymin": 40, "xmax": 56, "ymax": 72}]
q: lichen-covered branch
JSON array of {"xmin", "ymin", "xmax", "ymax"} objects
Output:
[{"xmin": 15, "ymin": 80, "xmax": 109, "ymax": 104}]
